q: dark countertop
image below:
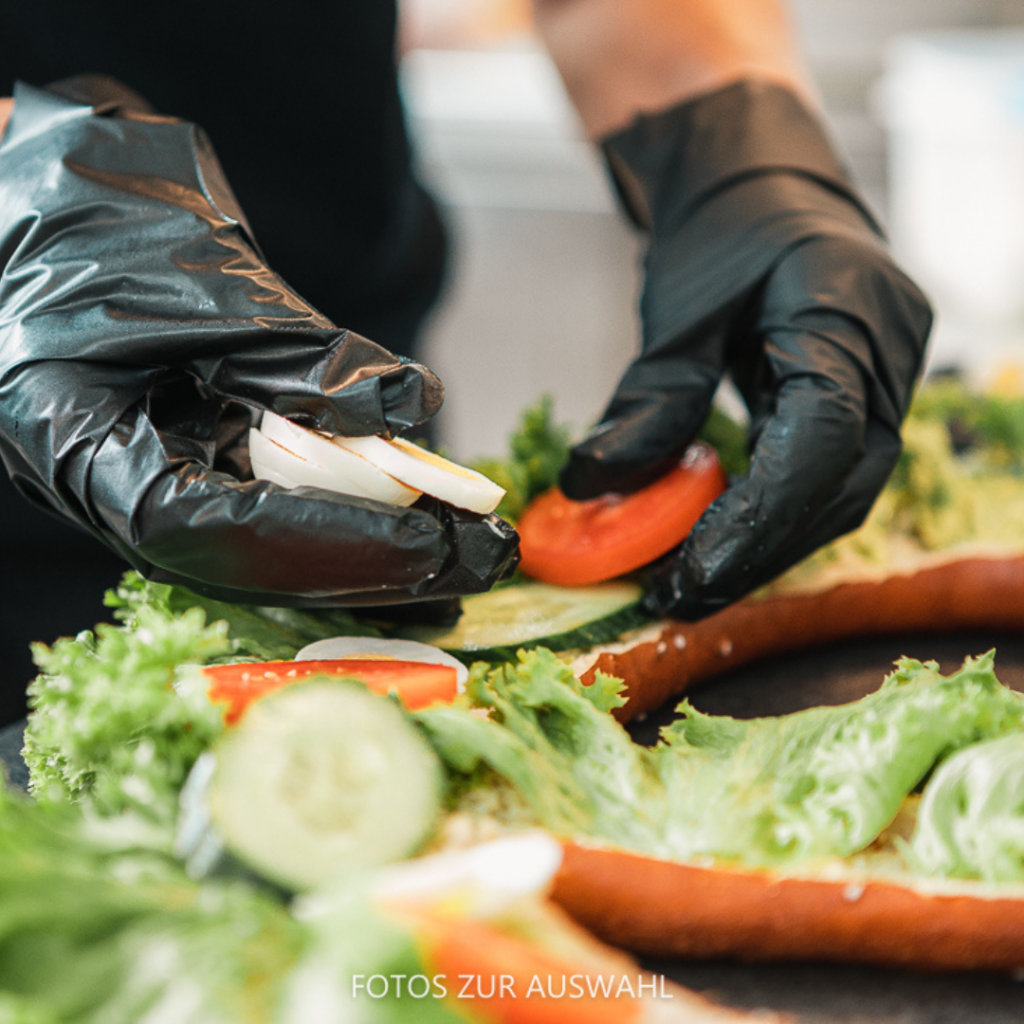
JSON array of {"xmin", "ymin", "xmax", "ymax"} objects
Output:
[{"xmin": 648, "ymin": 958, "xmax": 1024, "ymax": 1023}]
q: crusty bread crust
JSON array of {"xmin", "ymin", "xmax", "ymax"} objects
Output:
[
  {"xmin": 553, "ymin": 843, "xmax": 1024, "ymax": 971},
  {"xmin": 576, "ymin": 553, "xmax": 1024, "ymax": 722},
  {"xmin": 558, "ymin": 551, "xmax": 1024, "ymax": 970}
]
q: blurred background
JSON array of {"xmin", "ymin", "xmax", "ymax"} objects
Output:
[{"xmin": 397, "ymin": 0, "xmax": 1024, "ymax": 461}]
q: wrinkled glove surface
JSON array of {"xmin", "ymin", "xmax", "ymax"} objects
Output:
[
  {"xmin": 0, "ymin": 76, "xmax": 517, "ymax": 606},
  {"xmin": 561, "ymin": 80, "xmax": 932, "ymax": 619}
]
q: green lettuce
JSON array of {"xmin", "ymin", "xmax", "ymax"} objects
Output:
[
  {"xmin": 906, "ymin": 376, "xmax": 1024, "ymax": 467},
  {"xmin": 0, "ymin": 781, "xmax": 469, "ymax": 1023},
  {"xmin": 418, "ymin": 649, "xmax": 666, "ymax": 852},
  {"xmin": 470, "ymin": 395, "xmax": 571, "ymax": 524},
  {"xmin": 24, "ymin": 572, "xmax": 382, "ymax": 820},
  {"xmin": 908, "ymin": 732, "xmax": 1024, "ymax": 883},
  {"xmin": 0, "ymin": 785, "xmax": 302, "ymax": 1024},
  {"xmin": 108, "ymin": 572, "xmax": 381, "ymax": 663},
  {"xmin": 653, "ymin": 652, "xmax": 1024, "ymax": 864},
  {"xmin": 421, "ymin": 650, "xmax": 1024, "ymax": 870},
  {"xmin": 23, "ymin": 594, "xmax": 228, "ymax": 821}
]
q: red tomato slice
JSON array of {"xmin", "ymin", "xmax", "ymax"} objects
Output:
[
  {"xmin": 517, "ymin": 443, "xmax": 727, "ymax": 587},
  {"xmin": 409, "ymin": 909, "xmax": 643, "ymax": 1024},
  {"xmin": 203, "ymin": 658, "xmax": 459, "ymax": 725}
]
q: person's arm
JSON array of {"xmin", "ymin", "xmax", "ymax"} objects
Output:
[
  {"xmin": 531, "ymin": 1, "xmax": 933, "ymax": 619},
  {"xmin": 532, "ymin": 0, "xmax": 813, "ymax": 138},
  {"xmin": 0, "ymin": 98, "xmax": 12, "ymax": 138}
]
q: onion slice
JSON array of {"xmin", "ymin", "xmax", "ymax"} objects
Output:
[
  {"xmin": 249, "ymin": 429, "xmax": 376, "ymax": 499},
  {"xmin": 294, "ymin": 636, "xmax": 469, "ymax": 691},
  {"xmin": 249, "ymin": 431, "xmax": 305, "ymax": 491},
  {"xmin": 251, "ymin": 414, "xmax": 421, "ymax": 507},
  {"xmin": 332, "ymin": 434, "xmax": 505, "ymax": 514}
]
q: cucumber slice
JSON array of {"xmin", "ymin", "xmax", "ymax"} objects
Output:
[
  {"xmin": 397, "ymin": 581, "xmax": 650, "ymax": 662},
  {"xmin": 179, "ymin": 681, "xmax": 442, "ymax": 891}
]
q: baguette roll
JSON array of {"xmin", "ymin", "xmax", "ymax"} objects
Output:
[
  {"xmin": 543, "ymin": 547, "xmax": 1024, "ymax": 970},
  {"xmin": 570, "ymin": 549, "xmax": 1024, "ymax": 722},
  {"xmin": 553, "ymin": 842, "xmax": 1024, "ymax": 971}
]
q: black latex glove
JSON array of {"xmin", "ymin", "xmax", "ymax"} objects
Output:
[
  {"xmin": 0, "ymin": 76, "xmax": 518, "ymax": 606},
  {"xmin": 560, "ymin": 80, "xmax": 932, "ymax": 619}
]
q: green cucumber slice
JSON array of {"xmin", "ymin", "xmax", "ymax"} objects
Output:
[
  {"xmin": 397, "ymin": 581, "xmax": 650, "ymax": 662},
  {"xmin": 178, "ymin": 681, "xmax": 442, "ymax": 891}
]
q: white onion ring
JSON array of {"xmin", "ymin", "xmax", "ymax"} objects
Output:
[
  {"xmin": 252, "ymin": 415, "xmax": 421, "ymax": 507},
  {"xmin": 333, "ymin": 435, "xmax": 505, "ymax": 514},
  {"xmin": 294, "ymin": 636, "xmax": 469, "ymax": 691}
]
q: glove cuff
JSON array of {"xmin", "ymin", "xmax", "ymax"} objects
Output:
[{"xmin": 601, "ymin": 78, "xmax": 880, "ymax": 236}]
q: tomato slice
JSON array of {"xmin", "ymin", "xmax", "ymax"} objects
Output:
[
  {"xmin": 409, "ymin": 909, "xmax": 643, "ymax": 1024},
  {"xmin": 203, "ymin": 658, "xmax": 459, "ymax": 725},
  {"xmin": 517, "ymin": 443, "xmax": 727, "ymax": 587}
]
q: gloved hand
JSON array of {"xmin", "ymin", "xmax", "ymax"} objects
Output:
[
  {"xmin": 560, "ymin": 80, "xmax": 932, "ymax": 619},
  {"xmin": 0, "ymin": 76, "xmax": 518, "ymax": 606}
]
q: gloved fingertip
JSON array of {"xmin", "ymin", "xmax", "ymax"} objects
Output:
[
  {"xmin": 559, "ymin": 448, "xmax": 679, "ymax": 502},
  {"xmin": 410, "ymin": 504, "xmax": 520, "ymax": 599},
  {"xmin": 557, "ymin": 453, "xmax": 607, "ymax": 502},
  {"xmin": 371, "ymin": 354, "xmax": 443, "ymax": 437},
  {"xmin": 256, "ymin": 335, "xmax": 446, "ymax": 440},
  {"xmin": 458, "ymin": 511, "xmax": 520, "ymax": 591},
  {"xmin": 642, "ymin": 565, "xmax": 728, "ymax": 622},
  {"xmin": 646, "ymin": 587, "xmax": 731, "ymax": 622},
  {"xmin": 558, "ymin": 416, "xmax": 643, "ymax": 499},
  {"xmin": 639, "ymin": 583, "xmax": 671, "ymax": 619},
  {"xmin": 641, "ymin": 513, "xmax": 755, "ymax": 621}
]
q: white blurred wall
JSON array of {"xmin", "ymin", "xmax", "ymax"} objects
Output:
[
  {"xmin": 401, "ymin": 1, "xmax": 1024, "ymax": 461},
  {"xmin": 794, "ymin": 0, "xmax": 1024, "ymax": 213}
]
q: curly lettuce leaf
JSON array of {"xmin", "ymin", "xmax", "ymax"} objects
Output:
[
  {"xmin": 653, "ymin": 653, "xmax": 1024, "ymax": 864},
  {"xmin": 23, "ymin": 594, "xmax": 228, "ymax": 820},
  {"xmin": 0, "ymin": 784, "xmax": 302, "ymax": 1024},
  {"xmin": 108, "ymin": 572, "xmax": 381, "ymax": 663},
  {"xmin": 908, "ymin": 732, "xmax": 1024, "ymax": 883},
  {"xmin": 25, "ymin": 571, "xmax": 386, "ymax": 819},
  {"xmin": 423, "ymin": 649, "xmax": 1024, "ymax": 870},
  {"xmin": 417, "ymin": 649, "xmax": 665, "ymax": 852},
  {"xmin": 0, "ymin": 782, "xmax": 475, "ymax": 1024}
]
